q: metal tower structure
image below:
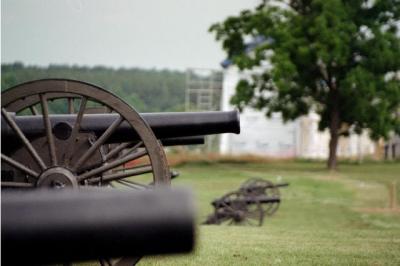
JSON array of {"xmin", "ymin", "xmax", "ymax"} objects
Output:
[
  {"xmin": 185, "ymin": 68, "xmax": 223, "ymax": 112},
  {"xmin": 185, "ymin": 68, "xmax": 223, "ymax": 151}
]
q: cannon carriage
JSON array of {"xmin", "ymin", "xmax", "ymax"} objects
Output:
[
  {"xmin": 1, "ymin": 79, "xmax": 240, "ymax": 190},
  {"xmin": 1, "ymin": 78, "xmax": 240, "ymax": 265},
  {"xmin": 240, "ymin": 178, "xmax": 289, "ymax": 216},
  {"xmin": 203, "ymin": 178, "xmax": 289, "ymax": 226}
]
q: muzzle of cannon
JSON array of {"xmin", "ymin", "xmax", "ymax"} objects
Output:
[{"xmin": 1, "ymin": 188, "xmax": 195, "ymax": 265}]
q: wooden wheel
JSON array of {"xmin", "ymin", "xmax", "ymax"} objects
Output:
[
  {"xmin": 240, "ymin": 178, "xmax": 281, "ymax": 216},
  {"xmin": 214, "ymin": 191, "xmax": 264, "ymax": 226},
  {"xmin": 1, "ymin": 79, "xmax": 170, "ymax": 189}
]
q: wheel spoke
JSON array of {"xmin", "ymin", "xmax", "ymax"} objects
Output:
[
  {"xmin": 1, "ymin": 154, "xmax": 39, "ymax": 178},
  {"xmin": 64, "ymin": 97, "xmax": 88, "ymax": 165},
  {"xmin": 222, "ymin": 199, "xmax": 238, "ymax": 213},
  {"xmin": 77, "ymin": 149, "xmax": 148, "ymax": 181},
  {"xmin": 40, "ymin": 94, "xmax": 58, "ymax": 166},
  {"xmin": 104, "ymin": 141, "xmax": 140, "ymax": 162},
  {"xmin": 114, "ymin": 257, "xmax": 142, "ymax": 266},
  {"xmin": 99, "ymin": 259, "xmax": 113, "ymax": 266},
  {"xmin": 72, "ymin": 115, "xmax": 124, "ymax": 172},
  {"xmin": 1, "ymin": 108, "xmax": 46, "ymax": 170},
  {"xmin": 30, "ymin": 105, "xmax": 39, "ymax": 115},
  {"xmin": 120, "ymin": 178, "xmax": 150, "ymax": 188},
  {"xmin": 115, "ymin": 180, "xmax": 144, "ymax": 189},
  {"xmin": 246, "ymin": 210, "xmax": 261, "ymax": 219},
  {"xmin": 87, "ymin": 165, "xmax": 153, "ymax": 185},
  {"xmin": 68, "ymin": 98, "xmax": 74, "ymax": 114},
  {"xmin": 100, "ymin": 165, "xmax": 153, "ymax": 183},
  {"xmin": 266, "ymin": 203, "xmax": 279, "ymax": 215},
  {"xmin": 120, "ymin": 141, "xmax": 144, "ymax": 158},
  {"xmin": 104, "ymin": 142, "xmax": 132, "ymax": 161},
  {"xmin": 264, "ymin": 203, "xmax": 274, "ymax": 213}
]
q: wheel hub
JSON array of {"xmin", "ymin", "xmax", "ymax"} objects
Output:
[
  {"xmin": 233, "ymin": 210, "xmax": 245, "ymax": 222},
  {"xmin": 37, "ymin": 167, "xmax": 78, "ymax": 188}
]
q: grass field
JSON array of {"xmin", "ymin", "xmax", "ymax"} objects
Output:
[{"xmin": 141, "ymin": 160, "xmax": 400, "ymax": 265}]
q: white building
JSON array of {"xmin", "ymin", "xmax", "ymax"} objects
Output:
[{"xmin": 220, "ymin": 66, "xmax": 376, "ymax": 159}]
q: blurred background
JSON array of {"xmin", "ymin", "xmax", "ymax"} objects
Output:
[
  {"xmin": 2, "ymin": 0, "xmax": 399, "ymax": 159},
  {"xmin": 2, "ymin": 0, "xmax": 400, "ymax": 265}
]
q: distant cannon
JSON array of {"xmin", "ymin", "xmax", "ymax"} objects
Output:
[
  {"xmin": 203, "ymin": 178, "xmax": 289, "ymax": 226},
  {"xmin": 240, "ymin": 178, "xmax": 289, "ymax": 216}
]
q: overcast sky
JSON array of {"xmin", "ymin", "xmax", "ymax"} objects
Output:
[{"xmin": 1, "ymin": 0, "xmax": 259, "ymax": 70}]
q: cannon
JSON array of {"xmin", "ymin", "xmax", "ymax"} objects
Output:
[
  {"xmin": 203, "ymin": 178, "xmax": 288, "ymax": 226},
  {"xmin": 1, "ymin": 111, "xmax": 240, "ymax": 143},
  {"xmin": 240, "ymin": 178, "xmax": 289, "ymax": 216},
  {"xmin": 1, "ymin": 79, "xmax": 240, "ymax": 189},
  {"xmin": 1, "ymin": 78, "xmax": 240, "ymax": 265},
  {"xmin": 2, "ymin": 188, "xmax": 194, "ymax": 265}
]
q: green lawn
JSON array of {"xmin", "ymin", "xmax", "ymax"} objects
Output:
[{"xmin": 141, "ymin": 161, "xmax": 400, "ymax": 265}]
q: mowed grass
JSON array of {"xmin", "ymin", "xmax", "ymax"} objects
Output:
[{"xmin": 141, "ymin": 161, "xmax": 400, "ymax": 265}]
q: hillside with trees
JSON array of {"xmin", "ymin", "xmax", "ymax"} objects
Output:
[{"xmin": 1, "ymin": 63, "xmax": 186, "ymax": 112}]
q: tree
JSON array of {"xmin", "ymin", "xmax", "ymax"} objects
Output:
[{"xmin": 210, "ymin": 0, "xmax": 400, "ymax": 169}]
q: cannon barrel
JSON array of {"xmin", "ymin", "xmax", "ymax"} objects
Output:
[
  {"xmin": 273, "ymin": 182, "xmax": 290, "ymax": 188},
  {"xmin": 243, "ymin": 182, "xmax": 290, "ymax": 190},
  {"xmin": 1, "ymin": 188, "xmax": 195, "ymax": 265},
  {"xmin": 1, "ymin": 110, "xmax": 240, "ymax": 143},
  {"xmin": 160, "ymin": 135, "xmax": 205, "ymax": 146}
]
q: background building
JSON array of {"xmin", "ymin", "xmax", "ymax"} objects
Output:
[{"xmin": 220, "ymin": 65, "xmax": 377, "ymax": 159}]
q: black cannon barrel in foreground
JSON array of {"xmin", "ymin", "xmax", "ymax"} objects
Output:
[
  {"xmin": 1, "ymin": 110, "xmax": 240, "ymax": 143},
  {"xmin": 2, "ymin": 188, "xmax": 195, "ymax": 265}
]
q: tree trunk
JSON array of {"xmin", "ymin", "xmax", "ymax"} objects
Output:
[{"xmin": 327, "ymin": 105, "xmax": 340, "ymax": 170}]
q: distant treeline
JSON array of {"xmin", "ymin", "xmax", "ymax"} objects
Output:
[{"xmin": 1, "ymin": 63, "xmax": 186, "ymax": 112}]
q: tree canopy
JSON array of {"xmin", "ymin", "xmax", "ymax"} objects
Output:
[{"xmin": 210, "ymin": 0, "xmax": 400, "ymax": 168}]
